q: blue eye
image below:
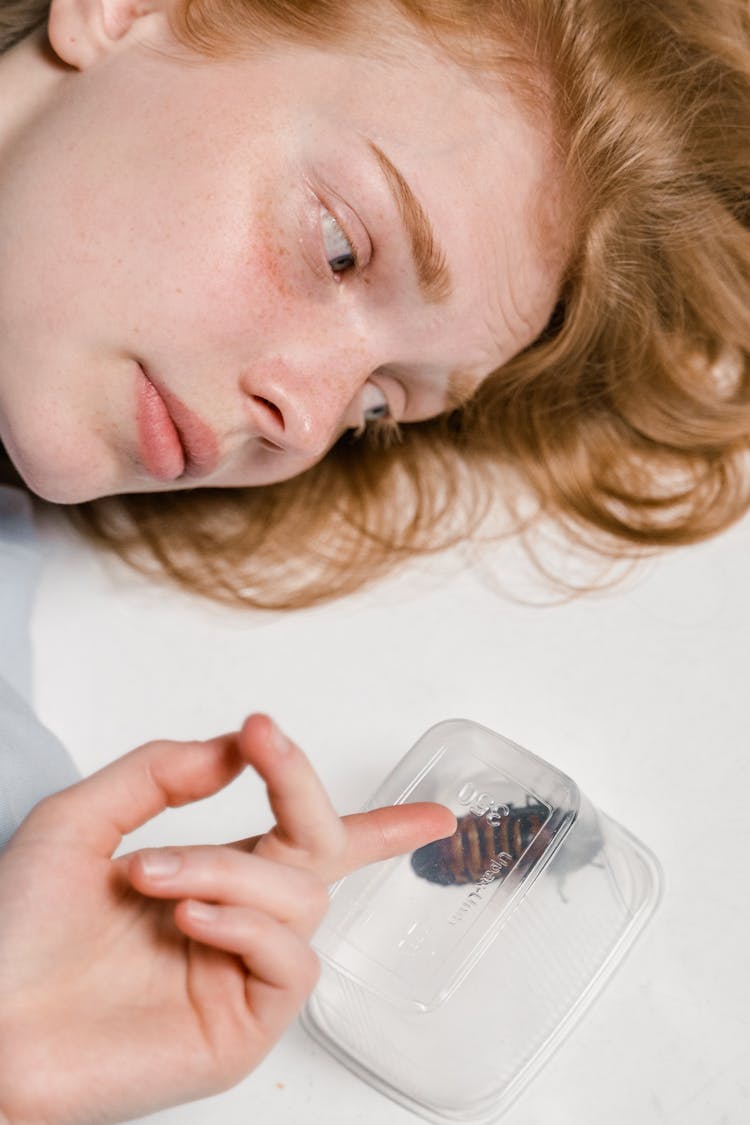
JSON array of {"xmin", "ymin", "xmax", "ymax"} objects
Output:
[
  {"xmin": 320, "ymin": 207, "xmax": 357, "ymax": 274},
  {"xmin": 361, "ymin": 383, "xmax": 390, "ymax": 423}
]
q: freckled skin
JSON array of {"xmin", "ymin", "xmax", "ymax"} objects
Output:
[
  {"xmin": 0, "ymin": 2, "xmax": 567, "ymax": 503},
  {"xmin": 249, "ymin": 209, "xmax": 296, "ymax": 304}
]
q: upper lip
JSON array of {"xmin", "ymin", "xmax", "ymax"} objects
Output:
[{"xmin": 141, "ymin": 365, "xmax": 220, "ymax": 480}]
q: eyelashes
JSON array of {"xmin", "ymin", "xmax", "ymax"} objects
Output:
[
  {"xmin": 317, "ymin": 205, "xmax": 396, "ymax": 426},
  {"xmin": 312, "ymin": 195, "xmax": 411, "ymax": 433},
  {"xmin": 358, "ymin": 412, "xmax": 403, "ymax": 448},
  {"xmin": 361, "ymin": 382, "xmax": 390, "ymax": 422},
  {"xmin": 319, "ymin": 206, "xmax": 357, "ymax": 276}
]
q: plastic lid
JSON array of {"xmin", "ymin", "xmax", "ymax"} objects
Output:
[
  {"xmin": 317, "ymin": 719, "xmax": 580, "ymax": 1010},
  {"xmin": 305, "ymin": 720, "xmax": 662, "ymax": 1124}
]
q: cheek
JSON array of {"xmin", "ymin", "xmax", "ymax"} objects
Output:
[
  {"xmin": 181, "ymin": 219, "xmax": 316, "ymax": 352},
  {"xmin": 245, "ymin": 208, "xmax": 297, "ymax": 302}
]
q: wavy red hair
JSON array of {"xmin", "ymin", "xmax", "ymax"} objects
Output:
[{"xmin": 4, "ymin": 0, "xmax": 750, "ymax": 607}]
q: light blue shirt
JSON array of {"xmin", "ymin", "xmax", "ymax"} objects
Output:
[{"xmin": 0, "ymin": 486, "xmax": 79, "ymax": 850}]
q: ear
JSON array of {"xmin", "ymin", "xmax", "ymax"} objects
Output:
[{"xmin": 47, "ymin": 0, "xmax": 163, "ymax": 70}]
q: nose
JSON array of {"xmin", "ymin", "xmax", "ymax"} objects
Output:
[{"xmin": 239, "ymin": 353, "xmax": 372, "ymax": 458}]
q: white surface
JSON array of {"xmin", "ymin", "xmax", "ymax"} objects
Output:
[{"xmin": 31, "ymin": 509, "xmax": 750, "ymax": 1125}]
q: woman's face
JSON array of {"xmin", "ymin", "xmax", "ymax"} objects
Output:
[{"xmin": 0, "ymin": 3, "xmax": 566, "ymax": 503}]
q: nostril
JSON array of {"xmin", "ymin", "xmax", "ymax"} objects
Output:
[{"xmin": 252, "ymin": 395, "xmax": 285, "ymax": 432}]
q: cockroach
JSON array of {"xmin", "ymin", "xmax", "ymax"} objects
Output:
[{"xmin": 411, "ymin": 803, "xmax": 550, "ymax": 886}]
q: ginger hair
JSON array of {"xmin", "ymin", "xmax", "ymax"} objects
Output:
[{"xmin": 4, "ymin": 0, "xmax": 750, "ymax": 608}]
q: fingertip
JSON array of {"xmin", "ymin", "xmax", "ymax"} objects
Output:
[
  {"xmin": 129, "ymin": 847, "xmax": 184, "ymax": 887},
  {"xmin": 184, "ymin": 899, "xmax": 220, "ymax": 924},
  {"xmin": 240, "ymin": 713, "xmax": 293, "ymax": 758},
  {"xmin": 399, "ymin": 801, "xmax": 457, "ymax": 843},
  {"xmin": 124, "ymin": 849, "xmax": 160, "ymax": 895},
  {"xmin": 241, "ymin": 712, "xmax": 272, "ymax": 740},
  {"xmin": 126, "ymin": 850, "xmax": 145, "ymax": 887},
  {"xmin": 432, "ymin": 803, "xmax": 458, "ymax": 840},
  {"xmin": 173, "ymin": 897, "xmax": 216, "ymax": 938}
]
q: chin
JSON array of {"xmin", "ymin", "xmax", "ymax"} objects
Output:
[
  {"xmin": 15, "ymin": 472, "xmax": 95, "ymax": 505},
  {"xmin": 7, "ymin": 445, "xmax": 114, "ymax": 505}
]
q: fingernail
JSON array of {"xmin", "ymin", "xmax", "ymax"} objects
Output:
[
  {"xmin": 186, "ymin": 900, "xmax": 219, "ymax": 922},
  {"xmin": 139, "ymin": 850, "xmax": 182, "ymax": 879}
]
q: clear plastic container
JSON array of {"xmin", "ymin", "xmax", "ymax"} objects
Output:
[{"xmin": 302, "ymin": 719, "xmax": 662, "ymax": 1124}]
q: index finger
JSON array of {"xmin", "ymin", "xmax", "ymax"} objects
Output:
[
  {"xmin": 236, "ymin": 804, "xmax": 457, "ymax": 883},
  {"xmin": 332, "ymin": 804, "xmax": 458, "ymax": 883}
]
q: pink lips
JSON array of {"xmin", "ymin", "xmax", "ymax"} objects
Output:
[{"xmin": 135, "ymin": 365, "xmax": 219, "ymax": 482}]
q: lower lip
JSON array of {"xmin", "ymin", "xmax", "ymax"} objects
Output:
[{"xmin": 136, "ymin": 367, "xmax": 186, "ymax": 481}]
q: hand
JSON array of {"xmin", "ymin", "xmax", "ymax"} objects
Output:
[{"xmin": 0, "ymin": 714, "xmax": 455, "ymax": 1125}]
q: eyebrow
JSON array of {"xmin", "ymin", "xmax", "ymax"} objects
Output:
[{"xmin": 367, "ymin": 140, "xmax": 453, "ymax": 304}]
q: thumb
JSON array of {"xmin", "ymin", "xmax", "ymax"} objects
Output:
[{"xmin": 22, "ymin": 730, "xmax": 246, "ymax": 857}]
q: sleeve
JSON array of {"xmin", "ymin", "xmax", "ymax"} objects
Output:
[
  {"xmin": 0, "ymin": 677, "xmax": 80, "ymax": 850},
  {"xmin": 0, "ymin": 486, "xmax": 80, "ymax": 852}
]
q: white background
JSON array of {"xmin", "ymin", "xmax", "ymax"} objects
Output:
[{"xmin": 32, "ymin": 507, "xmax": 750, "ymax": 1125}]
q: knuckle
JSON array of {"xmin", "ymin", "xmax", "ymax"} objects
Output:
[
  {"xmin": 26, "ymin": 792, "xmax": 56, "ymax": 821},
  {"xmin": 309, "ymin": 823, "xmax": 347, "ymax": 870},
  {"xmin": 210, "ymin": 845, "xmax": 237, "ymax": 879},
  {"xmin": 135, "ymin": 737, "xmax": 172, "ymax": 757},
  {"xmin": 311, "ymin": 878, "xmax": 331, "ymax": 919},
  {"xmin": 296, "ymin": 871, "xmax": 330, "ymax": 920},
  {"xmin": 189, "ymin": 844, "xmax": 240, "ymax": 887},
  {"xmin": 245, "ymin": 908, "xmax": 272, "ymax": 942},
  {"xmin": 294, "ymin": 947, "xmax": 321, "ymax": 995},
  {"xmin": 22, "ymin": 793, "xmax": 61, "ymax": 832}
]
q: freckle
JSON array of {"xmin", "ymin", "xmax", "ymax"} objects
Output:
[{"xmin": 250, "ymin": 227, "xmax": 295, "ymax": 301}]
